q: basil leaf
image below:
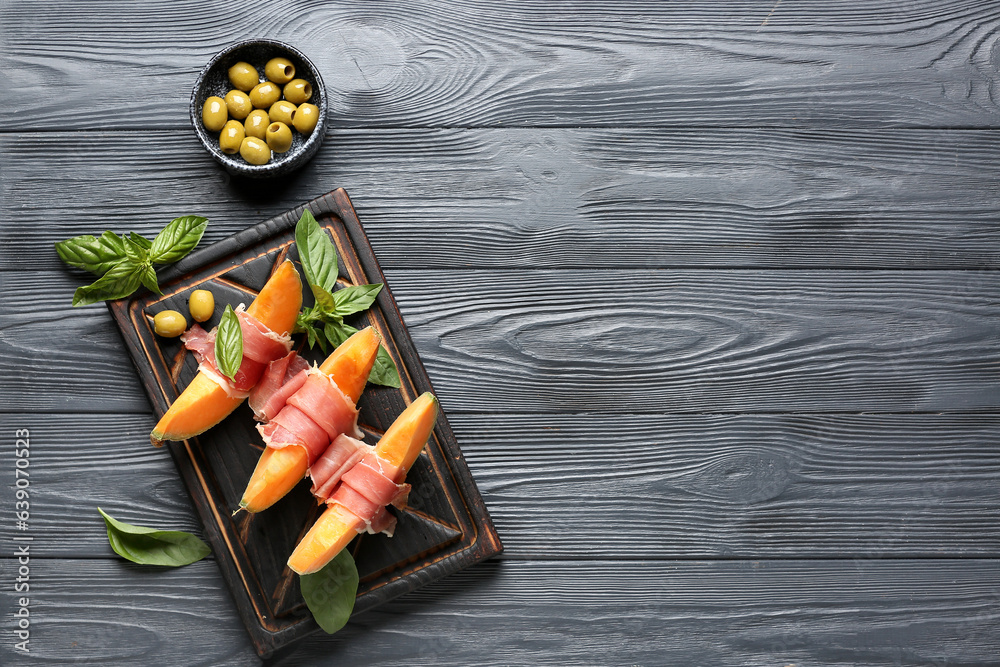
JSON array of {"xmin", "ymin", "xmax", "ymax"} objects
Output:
[
  {"xmin": 129, "ymin": 232, "xmax": 153, "ymax": 251},
  {"xmin": 123, "ymin": 234, "xmax": 150, "ymax": 263},
  {"xmin": 72, "ymin": 260, "xmax": 145, "ymax": 306},
  {"xmin": 295, "ymin": 210, "xmax": 339, "ymax": 297},
  {"xmin": 327, "ymin": 323, "xmax": 400, "ymax": 387},
  {"xmin": 300, "ymin": 550, "xmax": 358, "ymax": 634},
  {"xmin": 215, "ymin": 305, "xmax": 243, "ymax": 381},
  {"xmin": 369, "ymin": 342, "xmax": 401, "ymax": 388},
  {"xmin": 139, "ymin": 262, "xmax": 161, "ymax": 295},
  {"xmin": 305, "ymin": 325, "xmax": 322, "ymax": 351},
  {"xmin": 149, "ymin": 215, "xmax": 208, "ymax": 264},
  {"xmin": 333, "ymin": 283, "xmax": 383, "ymax": 317},
  {"xmin": 313, "ymin": 284, "xmax": 337, "ymax": 312},
  {"xmin": 55, "ymin": 231, "xmax": 128, "ymax": 275},
  {"xmin": 98, "ymin": 508, "xmax": 210, "ymax": 567},
  {"xmin": 324, "ymin": 321, "xmax": 350, "ymax": 348}
]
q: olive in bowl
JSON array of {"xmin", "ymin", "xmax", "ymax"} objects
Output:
[{"xmin": 189, "ymin": 39, "xmax": 327, "ymax": 178}]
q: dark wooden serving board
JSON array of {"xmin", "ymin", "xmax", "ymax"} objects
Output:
[{"xmin": 107, "ymin": 188, "xmax": 503, "ymax": 657}]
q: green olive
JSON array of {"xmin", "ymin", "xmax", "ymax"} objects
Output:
[
  {"xmin": 283, "ymin": 78, "xmax": 312, "ymax": 105},
  {"xmin": 264, "ymin": 57, "xmax": 296, "ymax": 84},
  {"xmin": 153, "ymin": 310, "xmax": 187, "ymax": 337},
  {"xmin": 201, "ymin": 96, "xmax": 228, "ymax": 132},
  {"xmin": 219, "ymin": 120, "xmax": 245, "ymax": 155},
  {"xmin": 188, "ymin": 289, "xmax": 215, "ymax": 322},
  {"xmin": 224, "ymin": 90, "xmax": 253, "ymax": 120},
  {"xmin": 227, "ymin": 61, "xmax": 259, "ymax": 92},
  {"xmin": 269, "ymin": 100, "xmax": 297, "ymax": 125},
  {"xmin": 292, "ymin": 103, "xmax": 320, "ymax": 134},
  {"xmin": 249, "ymin": 81, "xmax": 282, "ymax": 109},
  {"xmin": 240, "ymin": 136, "xmax": 271, "ymax": 165},
  {"xmin": 244, "ymin": 109, "xmax": 270, "ymax": 140},
  {"xmin": 265, "ymin": 122, "xmax": 293, "ymax": 153}
]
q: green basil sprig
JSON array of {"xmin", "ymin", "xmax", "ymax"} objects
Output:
[
  {"xmin": 300, "ymin": 550, "xmax": 359, "ymax": 633},
  {"xmin": 98, "ymin": 508, "xmax": 211, "ymax": 567},
  {"xmin": 56, "ymin": 216, "xmax": 208, "ymax": 306},
  {"xmin": 293, "ymin": 210, "xmax": 400, "ymax": 388},
  {"xmin": 215, "ymin": 305, "xmax": 244, "ymax": 382}
]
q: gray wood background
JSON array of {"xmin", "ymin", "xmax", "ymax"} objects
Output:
[{"xmin": 1, "ymin": 1, "xmax": 999, "ymax": 665}]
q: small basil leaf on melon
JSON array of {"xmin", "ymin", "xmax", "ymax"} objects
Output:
[
  {"xmin": 215, "ymin": 305, "xmax": 244, "ymax": 381},
  {"xmin": 98, "ymin": 508, "xmax": 210, "ymax": 567},
  {"xmin": 300, "ymin": 550, "xmax": 358, "ymax": 634}
]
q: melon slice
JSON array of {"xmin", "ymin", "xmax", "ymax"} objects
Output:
[
  {"xmin": 287, "ymin": 392, "xmax": 439, "ymax": 575},
  {"xmin": 149, "ymin": 260, "xmax": 302, "ymax": 445},
  {"xmin": 239, "ymin": 326, "xmax": 381, "ymax": 513}
]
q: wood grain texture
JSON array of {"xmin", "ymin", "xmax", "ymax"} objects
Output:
[
  {"xmin": 3, "ymin": 0, "xmax": 1000, "ymax": 129},
  {"xmin": 4, "ymin": 413, "xmax": 999, "ymax": 559},
  {"xmin": 2, "ymin": 557, "xmax": 999, "ymax": 666},
  {"xmin": 3, "ymin": 129, "xmax": 1000, "ymax": 271},
  {"xmin": 3, "ymin": 269, "xmax": 997, "ymax": 414}
]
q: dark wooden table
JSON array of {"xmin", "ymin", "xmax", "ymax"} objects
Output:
[{"xmin": 2, "ymin": 2, "xmax": 999, "ymax": 665}]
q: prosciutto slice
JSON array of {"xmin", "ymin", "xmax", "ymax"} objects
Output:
[
  {"xmin": 309, "ymin": 434, "xmax": 370, "ymax": 501},
  {"xmin": 286, "ymin": 371, "xmax": 362, "ymax": 441},
  {"xmin": 180, "ymin": 308, "xmax": 292, "ymax": 393},
  {"xmin": 324, "ymin": 451, "xmax": 410, "ymax": 536},
  {"xmin": 248, "ymin": 352, "xmax": 310, "ymax": 421},
  {"xmin": 258, "ymin": 405, "xmax": 329, "ymax": 463}
]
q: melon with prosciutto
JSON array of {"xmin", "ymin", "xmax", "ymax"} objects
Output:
[
  {"xmin": 239, "ymin": 327, "xmax": 382, "ymax": 513},
  {"xmin": 150, "ymin": 260, "xmax": 302, "ymax": 445},
  {"xmin": 248, "ymin": 351, "xmax": 310, "ymax": 421},
  {"xmin": 180, "ymin": 307, "xmax": 293, "ymax": 394},
  {"xmin": 287, "ymin": 392, "xmax": 439, "ymax": 575}
]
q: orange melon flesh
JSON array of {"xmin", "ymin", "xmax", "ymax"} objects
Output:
[
  {"xmin": 149, "ymin": 260, "xmax": 302, "ymax": 446},
  {"xmin": 287, "ymin": 392, "xmax": 439, "ymax": 575},
  {"xmin": 239, "ymin": 327, "xmax": 381, "ymax": 513}
]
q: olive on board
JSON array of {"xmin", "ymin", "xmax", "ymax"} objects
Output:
[
  {"xmin": 153, "ymin": 310, "xmax": 187, "ymax": 337},
  {"xmin": 201, "ymin": 96, "xmax": 228, "ymax": 132},
  {"xmin": 240, "ymin": 136, "xmax": 271, "ymax": 165},
  {"xmin": 264, "ymin": 57, "xmax": 295, "ymax": 84},
  {"xmin": 188, "ymin": 289, "xmax": 215, "ymax": 322}
]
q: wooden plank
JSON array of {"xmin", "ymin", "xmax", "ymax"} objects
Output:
[
  {"xmin": 3, "ymin": 129, "xmax": 1000, "ymax": 271},
  {"xmin": 3, "ymin": 1, "xmax": 1000, "ymax": 129},
  {"xmin": 4, "ymin": 268, "xmax": 996, "ymax": 413},
  {"xmin": 4, "ymin": 413, "xmax": 999, "ymax": 559},
  {"xmin": 1, "ymin": 557, "xmax": 998, "ymax": 666}
]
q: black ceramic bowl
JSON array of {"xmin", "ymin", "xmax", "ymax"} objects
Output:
[{"xmin": 190, "ymin": 39, "xmax": 327, "ymax": 179}]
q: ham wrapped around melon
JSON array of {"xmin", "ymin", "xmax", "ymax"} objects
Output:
[
  {"xmin": 288, "ymin": 392, "xmax": 439, "ymax": 575},
  {"xmin": 150, "ymin": 260, "xmax": 302, "ymax": 445},
  {"xmin": 239, "ymin": 327, "xmax": 382, "ymax": 513},
  {"xmin": 181, "ymin": 307, "xmax": 294, "ymax": 396}
]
